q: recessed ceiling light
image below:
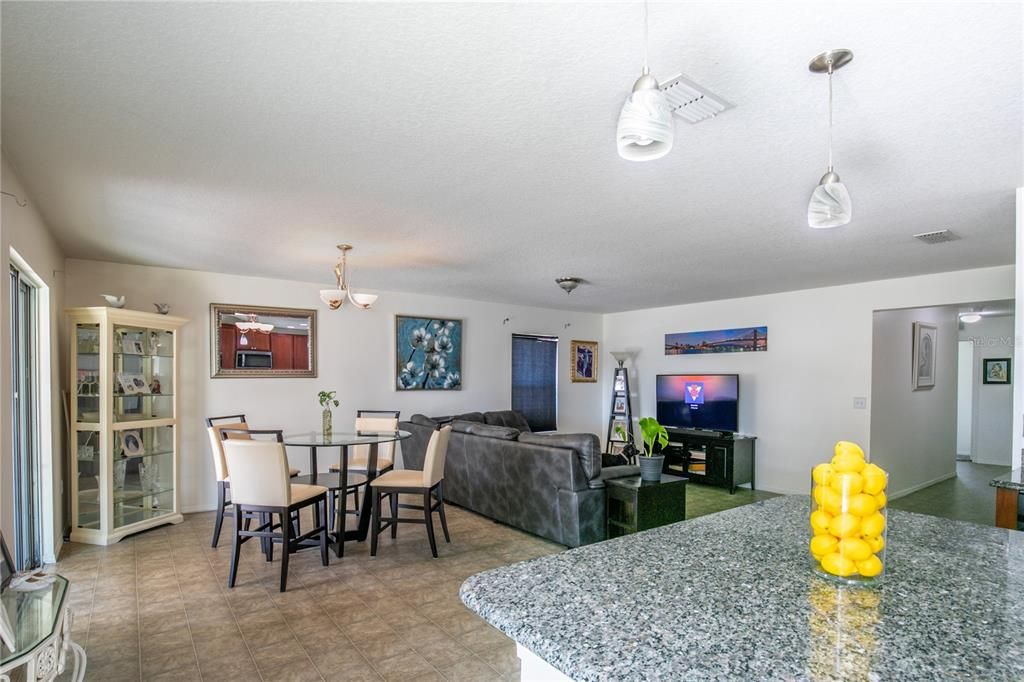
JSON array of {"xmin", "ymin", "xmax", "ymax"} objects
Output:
[{"xmin": 960, "ymin": 314, "xmax": 982, "ymax": 324}]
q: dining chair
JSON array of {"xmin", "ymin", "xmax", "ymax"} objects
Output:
[
  {"xmin": 370, "ymin": 421, "xmax": 452, "ymax": 558},
  {"xmin": 221, "ymin": 430, "xmax": 330, "ymax": 592},
  {"xmin": 205, "ymin": 414, "xmax": 303, "ymax": 548},
  {"xmin": 327, "ymin": 410, "xmax": 400, "ymax": 531}
]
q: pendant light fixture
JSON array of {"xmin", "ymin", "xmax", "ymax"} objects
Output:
[
  {"xmin": 318, "ymin": 244, "xmax": 378, "ymax": 310},
  {"xmin": 807, "ymin": 49, "xmax": 854, "ymax": 228},
  {"xmin": 235, "ymin": 313, "xmax": 274, "ymax": 346},
  {"xmin": 616, "ymin": 1, "xmax": 673, "ymax": 161}
]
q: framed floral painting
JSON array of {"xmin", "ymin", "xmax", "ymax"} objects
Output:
[
  {"xmin": 395, "ymin": 315, "xmax": 463, "ymax": 390},
  {"xmin": 570, "ymin": 340, "xmax": 598, "ymax": 383}
]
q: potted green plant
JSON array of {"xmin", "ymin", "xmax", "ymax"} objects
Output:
[
  {"xmin": 636, "ymin": 417, "xmax": 669, "ymax": 482},
  {"xmin": 318, "ymin": 390, "xmax": 339, "ymax": 438}
]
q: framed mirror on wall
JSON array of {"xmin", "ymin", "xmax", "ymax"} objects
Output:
[{"xmin": 210, "ymin": 303, "xmax": 317, "ymax": 378}]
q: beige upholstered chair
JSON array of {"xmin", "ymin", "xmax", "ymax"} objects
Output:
[
  {"xmin": 370, "ymin": 422, "xmax": 452, "ymax": 558},
  {"xmin": 205, "ymin": 414, "xmax": 302, "ymax": 548},
  {"xmin": 222, "ymin": 430, "xmax": 329, "ymax": 592},
  {"xmin": 328, "ymin": 410, "xmax": 400, "ymax": 517}
]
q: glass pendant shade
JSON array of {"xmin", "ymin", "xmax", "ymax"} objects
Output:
[
  {"xmin": 617, "ymin": 76, "xmax": 673, "ymax": 161},
  {"xmin": 319, "ymin": 288, "xmax": 346, "ymax": 310},
  {"xmin": 808, "ymin": 176, "xmax": 852, "ymax": 228},
  {"xmin": 349, "ymin": 292, "xmax": 378, "ymax": 309}
]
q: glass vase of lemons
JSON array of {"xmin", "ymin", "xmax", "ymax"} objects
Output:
[{"xmin": 809, "ymin": 441, "xmax": 888, "ymax": 585}]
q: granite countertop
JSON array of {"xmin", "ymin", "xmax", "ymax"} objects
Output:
[
  {"xmin": 460, "ymin": 496, "xmax": 1024, "ymax": 681},
  {"xmin": 990, "ymin": 468, "xmax": 1024, "ymax": 491}
]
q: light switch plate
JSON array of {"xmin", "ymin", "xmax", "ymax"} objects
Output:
[{"xmin": 853, "ymin": 397, "xmax": 867, "ymax": 409}]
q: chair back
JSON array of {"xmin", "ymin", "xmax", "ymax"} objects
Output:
[
  {"xmin": 353, "ymin": 410, "xmax": 400, "ymax": 463},
  {"xmin": 422, "ymin": 422, "xmax": 452, "ymax": 487},
  {"xmin": 205, "ymin": 414, "xmax": 250, "ymax": 482},
  {"xmin": 221, "ymin": 430, "xmax": 291, "ymax": 507}
]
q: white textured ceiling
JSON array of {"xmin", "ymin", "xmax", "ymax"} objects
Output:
[{"xmin": 2, "ymin": 2, "xmax": 1021, "ymax": 313}]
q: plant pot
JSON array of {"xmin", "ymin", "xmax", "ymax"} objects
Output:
[{"xmin": 638, "ymin": 455, "xmax": 665, "ymax": 482}]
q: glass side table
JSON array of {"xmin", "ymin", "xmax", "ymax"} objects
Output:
[
  {"xmin": 606, "ymin": 474, "xmax": 688, "ymax": 539},
  {"xmin": 1, "ymin": 575, "xmax": 86, "ymax": 681}
]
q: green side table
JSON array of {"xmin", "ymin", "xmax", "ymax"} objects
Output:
[{"xmin": 606, "ymin": 474, "xmax": 687, "ymax": 539}]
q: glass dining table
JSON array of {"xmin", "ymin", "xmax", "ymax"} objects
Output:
[{"xmin": 283, "ymin": 430, "xmax": 411, "ymax": 556}]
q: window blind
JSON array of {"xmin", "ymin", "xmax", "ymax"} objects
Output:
[{"xmin": 511, "ymin": 334, "xmax": 558, "ymax": 432}]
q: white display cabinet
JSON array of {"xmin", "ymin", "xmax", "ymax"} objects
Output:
[{"xmin": 67, "ymin": 307, "xmax": 188, "ymax": 545}]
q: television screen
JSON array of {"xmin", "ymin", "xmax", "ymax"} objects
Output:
[{"xmin": 656, "ymin": 374, "xmax": 739, "ymax": 432}]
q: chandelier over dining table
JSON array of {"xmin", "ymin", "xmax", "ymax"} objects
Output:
[{"xmin": 318, "ymin": 244, "xmax": 378, "ymax": 310}]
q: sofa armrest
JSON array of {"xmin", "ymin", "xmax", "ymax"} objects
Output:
[{"xmin": 587, "ymin": 465, "xmax": 642, "ymax": 489}]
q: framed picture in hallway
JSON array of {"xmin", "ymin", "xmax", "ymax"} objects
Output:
[
  {"xmin": 983, "ymin": 358, "xmax": 1011, "ymax": 384},
  {"xmin": 912, "ymin": 322, "xmax": 937, "ymax": 390},
  {"xmin": 570, "ymin": 340, "xmax": 598, "ymax": 383},
  {"xmin": 395, "ymin": 315, "xmax": 463, "ymax": 390}
]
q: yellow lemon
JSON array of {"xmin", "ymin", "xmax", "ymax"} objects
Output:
[
  {"xmin": 862, "ymin": 463, "xmax": 887, "ymax": 495},
  {"xmin": 834, "ymin": 441, "xmax": 865, "ymax": 460},
  {"xmin": 814, "ymin": 526, "xmax": 830, "ymax": 536},
  {"xmin": 829, "ymin": 471, "xmax": 864, "ymax": 497},
  {"xmin": 874, "ymin": 491, "xmax": 887, "ymax": 509},
  {"xmin": 857, "ymin": 555, "xmax": 883, "ymax": 577},
  {"xmin": 810, "ymin": 534, "xmax": 839, "ymax": 556},
  {"xmin": 838, "ymin": 537, "xmax": 872, "ymax": 562},
  {"xmin": 813, "ymin": 485, "xmax": 826, "ymax": 507},
  {"xmin": 861, "ymin": 512, "xmax": 886, "ymax": 538},
  {"xmin": 821, "ymin": 552, "xmax": 857, "ymax": 577},
  {"xmin": 828, "ymin": 513, "xmax": 861, "ymax": 539},
  {"xmin": 810, "ymin": 509, "xmax": 833, "ymax": 533},
  {"xmin": 820, "ymin": 486, "xmax": 843, "ymax": 515},
  {"xmin": 832, "ymin": 451, "xmax": 866, "ymax": 474},
  {"xmin": 865, "ymin": 535, "xmax": 885, "ymax": 553},
  {"xmin": 847, "ymin": 493, "xmax": 879, "ymax": 517},
  {"xmin": 812, "ymin": 463, "xmax": 834, "ymax": 487}
]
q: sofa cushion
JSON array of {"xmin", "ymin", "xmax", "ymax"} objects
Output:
[
  {"xmin": 517, "ymin": 432, "xmax": 601, "ymax": 480},
  {"xmin": 483, "ymin": 410, "xmax": 532, "ymax": 432},
  {"xmin": 454, "ymin": 421, "xmax": 520, "ymax": 440},
  {"xmin": 454, "ymin": 411, "xmax": 485, "ymax": 423},
  {"xmin": 409, "ymin": 414, "xmax": 437, "ymax": 427}
]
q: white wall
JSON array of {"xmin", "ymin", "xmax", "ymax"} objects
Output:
[
  {"xmin": 1014, "ymin": 188, "xmax": 1024, "ymax": 470},
  {"xmin": 956, "ymin": 340, "xmax": 974, "ymax": 457},
  {"xmin": 602, "ymin": 266, "xmax": 1014, "ymax": 496},
  {"xmin": 1, "ymin": 153, "xmax": 65, "ymax": 563},
  {"xmin": 962, "ymin": 316, "xmax": 1015, "ymax": 466},
  {"xmin": 64, "ymin": 259, "xmax": 605, "ymax": 513},
  {"xmin": 871, "ymin": 306, "xmax": 958, "ymax": 497}
]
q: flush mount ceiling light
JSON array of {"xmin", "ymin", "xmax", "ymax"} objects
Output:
[
  {"xmin": 556, "ymin": 277, "xmax": 582, "ymax": 294},
  {"xmin": 616, "ymin": 1, "xmax": 673, "ymax": 161},
  {"xmin": 318, "ymin": 244, "xmax": 377, "ymax": 311},
  {"xmin": 807, "ymin": 49, "xmax": 854, "ymax": 229},
  {"xmin": 960, "ymin": 307, "xmax": 984, "ymax": 324}
]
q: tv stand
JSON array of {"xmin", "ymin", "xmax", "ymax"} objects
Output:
[{"xmin": 661, "ymin": 429, "xmax": 756, "ymax": 494}]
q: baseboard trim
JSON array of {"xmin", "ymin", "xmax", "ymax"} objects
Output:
[
  {"xmin": 889, "ymin": 471, "xmax": 957, "ymax": 501},
  {"xmin": 183, "ymin": 504, "xmax": 217, "ymax": 514}
]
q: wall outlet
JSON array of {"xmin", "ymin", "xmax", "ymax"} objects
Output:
[{"xmin": 853, "ymin": 397, "xmax": 867, "ymax": 410}]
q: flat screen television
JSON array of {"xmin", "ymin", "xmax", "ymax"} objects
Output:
[{"xmin": 656, "ymin": 374, "xmax": 739, "ymax": 432}]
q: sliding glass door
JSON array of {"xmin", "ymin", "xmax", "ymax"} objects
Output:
[{"xmin": 10, "ymin": 264, "xmax": 41, "ymax": 570}]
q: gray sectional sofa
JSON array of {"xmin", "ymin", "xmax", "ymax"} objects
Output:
[{"xmin": 399, "ymin": 410, "xmax": 638, "ymax": 547}]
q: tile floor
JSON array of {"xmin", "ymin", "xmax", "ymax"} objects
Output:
[
  {"xmin": 889, "ymin": 460, "xmax": 1011, "ymax": 526},
  {"xmin": 52, "ymin": 484, "xmax": 772, "ymax": 682}
]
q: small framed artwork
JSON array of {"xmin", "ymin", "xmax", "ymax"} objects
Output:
[
  {"xmin": 614, "ymin": 374, "xmax": 626, "ymax": 392},
  {"xmin": 983, "ymin": 358, "xmax": 1011, "ymax": 384},
  {"xmin": 613, "ymin": 396, "xmax": 627, "ymax": 414},
  {"xmin": 570, "ymin": 340, "xmax": 598, "ymax": 383},
  {"xmin": 120, "ymin": 429, "xmax": 145, "ymax": 457},
  {"xmin": 610, "ymin": 419, "xmax": 627, "ymax": 441},
  {"xmin": 912, "ymin": 322, "xmax": 937, "ymax": 390}
]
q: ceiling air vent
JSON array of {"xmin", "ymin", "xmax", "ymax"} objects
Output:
[
  {"xmin": 913, "ymin": 229, "xmax": 959, "ymax": 245},
  {"xmin": 659, "ymin": 73, "xmax": 733, "ymax": 124}
]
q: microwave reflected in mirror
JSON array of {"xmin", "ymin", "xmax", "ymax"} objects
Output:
[{"xmin": 210, "ymin": 304, "xmax": 317, "ymax": 378}]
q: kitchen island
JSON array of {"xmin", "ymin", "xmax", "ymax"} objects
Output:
[{"xmin": 461, "ymin": 496, "xmax": 1024, "ymax": 681}]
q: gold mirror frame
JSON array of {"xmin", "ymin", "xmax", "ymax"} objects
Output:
[{"xmin": 210, "ymin": 303, "xmax": 317, "ymax": 378}]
